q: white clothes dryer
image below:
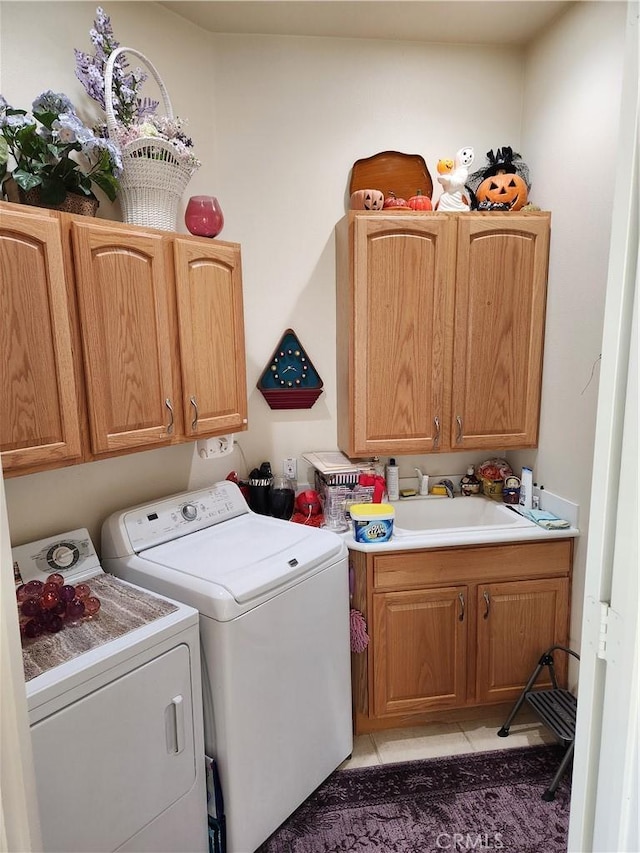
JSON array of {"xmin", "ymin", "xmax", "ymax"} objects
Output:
[
  {"xmin": 101, "ymin": 480, "xmax": 353, "ymax": 853},
  {"xmin": 13, "ymin": 529, "xmax": 208, "ymax": 853}
]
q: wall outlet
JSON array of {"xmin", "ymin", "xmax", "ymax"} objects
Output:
[
  {"xmin": 283, "ymin": 457, "xmax": 297, "ymax": 480},
  {"xmin": 196, "ymin": 435, "xmax": 235, "ymax": 459}
]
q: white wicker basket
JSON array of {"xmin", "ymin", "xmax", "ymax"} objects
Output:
[{"xmin": 105, "ymin": 47, "xmax": 198, "ymax": 231}]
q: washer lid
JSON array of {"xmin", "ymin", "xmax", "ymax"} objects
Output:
[{"xmin": 138, "ymin": 514, "xmax": 345, "ymax": 605}]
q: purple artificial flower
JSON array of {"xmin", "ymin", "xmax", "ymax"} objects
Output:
[
  {"xmin": 32, "ymin": 90, "xmax": 75, "ymax": 116},
  {"xmin": 52, "ymin": 112, "xmax": 85, "ymax": 144},
  {"xmin": 75, "ymin": 6, "xmax": 156, "ymax": 126},
  {"xmin": 0, "ymin": 113, "xmax": 33, "ymax": 130}
]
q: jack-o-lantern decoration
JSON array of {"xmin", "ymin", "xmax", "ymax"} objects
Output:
[
  {"xmin": 467, "ymin": 146, "xmax": 532, "ymax": 212},
  {"xmin": 350, "ymin": 189, "xmax": 384, "ymax": 210},
  {"xmin": 475, "ymin": 172, "xmax": 529, "ymax": 211}
]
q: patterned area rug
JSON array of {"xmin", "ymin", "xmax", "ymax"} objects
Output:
[{"xmin": 257, "ymin": 744, "xmax": 571, "ymax": 853}]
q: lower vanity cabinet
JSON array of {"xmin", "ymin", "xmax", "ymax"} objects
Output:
[
  {"xmin": 371, "ymin": 585, "xmax": 468, "ymax": 717},
  {"xmin": 475, "ymin": 577, "xmax": 570, "ymax": 705},
  {"xmin": 350, "ymin": 539, "xmax": 573, "ymax": 734}
]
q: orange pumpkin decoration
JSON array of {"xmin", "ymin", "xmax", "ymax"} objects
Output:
[
  {"xmin": 407, "ymin": 189, "xmax": 432, "ymax": 211},
  {"xmin": 383, "ymin": 192, "xmax": 410, "ymax": 209},
  {"xmin": 475, "ymin": 172, "xmax": 529, "ymax": 211}
]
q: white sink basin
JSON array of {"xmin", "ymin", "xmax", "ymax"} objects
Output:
[{"xmin": 393, "ymin": 496, "xmax": 533, "ymax": 534}]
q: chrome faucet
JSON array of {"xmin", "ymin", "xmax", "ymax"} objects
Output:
[
  {"xmin": 414, "ymin": 468, "xmax": 429, "ymax": 496},
  {"xmin": 439, "ymin": 478, "xmax": 455, "ymax": 498}
]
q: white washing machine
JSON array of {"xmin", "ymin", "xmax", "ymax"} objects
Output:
[
  {"xmin": 101, "ymin": 480, "xmax": 353, "ymax": 853},
  {"xmin": 13, "ymin": 529, "xmax": 208, "ymax": 853}
]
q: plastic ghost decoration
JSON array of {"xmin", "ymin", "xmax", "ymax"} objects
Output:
[{"xmin": 436, "ymin": 146, "xmax": 475, "ymax": 211}]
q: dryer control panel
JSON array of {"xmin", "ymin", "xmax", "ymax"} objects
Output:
[
  {"xmin": 104, "ymin": 481, "xmax": 250, "ymax": 555},
  {"xmin": 12, "ymin": 529, "xmax": 102, "ymax": 586}
]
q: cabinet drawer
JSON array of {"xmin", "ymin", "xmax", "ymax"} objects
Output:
[{"xmin": 373, "ymin": 540, "xmax": 573, "ymax": 590}]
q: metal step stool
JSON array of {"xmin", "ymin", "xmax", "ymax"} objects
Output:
[{"xmin": 497, "ymin": 645, "xmax": 579, "ymax": 801}]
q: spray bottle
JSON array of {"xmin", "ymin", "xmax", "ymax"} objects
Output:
[{"xmin": 386, "ymin": 458, "xmax": 399, "ymax": 501}]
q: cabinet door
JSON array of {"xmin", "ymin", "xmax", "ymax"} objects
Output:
[
  {"xmin": 475, "ymin": 577, "xmax": 569, "ymax": 705},
  {"xmin": 371, "ymin": 585, "xmax": 467, "ymax": 716},
  {"xmin": 71, "ymin": 222, "xmax": 177, "ymax": 454},
  {"xmin": 340, "ymin": 213, "xmax": 455, "ymax": 456},
  {"xmin": 173, "ymin": 238, "xmax": 247, "ymax": 437},
  {"xmin": 451, "ymin": 214, "xmax": 550, "ymax": 449},
  {"xmin": 0, "ymin": 209, "xmax": 82, "ymax": 472}
]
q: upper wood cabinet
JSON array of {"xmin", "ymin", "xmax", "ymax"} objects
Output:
[
  {"xmin": 1, "ymin": 202, "xmax": 248, "ymax": 476},
  {"xmin": 0, "ymin": 209, "xmax": 83, "ymax": 472},
  {"xmin": 71, "ymin": 222, "xmax": 178, "ymax": 454},
  {"xmin": 450, "ymin": 216, "xmax": 550, "ymax": 450},
  {"xmin": 172, "ymin": 238, "xmax": 247, "ymax": 438},
  {"xmin": 336, "ymin": 211, "xmax": 551, "ymax": 457},
  {"xmin": 336, "ymin": 214, "xmax": 455, "ymax": 457}
]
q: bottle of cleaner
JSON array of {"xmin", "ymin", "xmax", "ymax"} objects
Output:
[
  {"xmin": 386, "ymin": 458, "xmax": 399, "ymax": 501},
  {"xmin": 460, "ymin": 465, "xmax": 481, "ymax": 496},
  {"xmin": 519, "ymin": 466, "xmax": 533, "ymax": 510}
]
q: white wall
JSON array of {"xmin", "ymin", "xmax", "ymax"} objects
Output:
[{"xmin": 516, "ymin": 0, "xmax": 627, "ymax": 649}]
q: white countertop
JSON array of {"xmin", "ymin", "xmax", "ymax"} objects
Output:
[
  {"xmin": 343, "ymin": 521, "xmax": 579, "ymax": 553},
  {"xmin": 342, "ymin": 489, "xmax": 580, "ymax": 553}
]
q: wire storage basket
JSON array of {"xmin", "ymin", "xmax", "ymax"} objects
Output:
[{"xmin": 105, "ymin": 47, "xmax": 199, "ymax": 231}]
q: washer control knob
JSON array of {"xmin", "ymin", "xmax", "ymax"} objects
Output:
[{"xmin": 181, "ymin": 503, "xmax": 198, "ymax": 521}]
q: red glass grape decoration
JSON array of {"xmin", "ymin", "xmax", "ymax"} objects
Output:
[
  {"xmin": 24, "ymin": 619, "xmax": 43, "ymax": 639},
  {"xmin": 40, "ymin": 590, "xmax": 60, "ymax": 610},
  {"xmin": 66, "ymin": 598, "xmax": 86, "ymax": 621},
  {"xmin": 25, "ymin": 580, "xmax": 44, "ymax": 597},
  {"xmin": 59, "ymin": 585, "xmax": 76, "ymax": 603},
  {"xmin": 16, "ymin": 576, "xmax": 101, "ymax": 644},
  {"xmin": 84, "ymin": 596, "xmax": 101, "ymax": 616},
  {"xmin": 74, "ymin": 583, "xmax": 91, "ymax": 600},
  {"xmin": 21, "ymin": 598, "xmax": 41, "ymax": 618},
  {"xmin": 45, "ymin": 614, "xmax": 64, "ymax": 633}
]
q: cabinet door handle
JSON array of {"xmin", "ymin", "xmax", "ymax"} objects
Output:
[
  {"xmin": 190, "ymin": 396, "xmax": 198, "ymax": 430},
  {"xmin": 165, "ymin": 398, "xmax": 174, "ymax": 435},
  {"xmin": 483, "ymin": 590, "xmax": 491, "ymax": 619},
  {"xmin": 456, "ymin": 415, "xmax": 463, "ymax": 444},
  {"xmin": 458, "ymin": 592, "xmax": 465, "ymax": 622},
  {"xmin": 433, "ymin": 416, "xmax": 441, "ymax": 450}
]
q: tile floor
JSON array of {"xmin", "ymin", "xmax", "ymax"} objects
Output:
[{"xmin": 339, "ymin": 709, "xmax": 555, "ymax": 769}]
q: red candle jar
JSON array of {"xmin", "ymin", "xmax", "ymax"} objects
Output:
[{"xmin": 184, "ymin": 195, "xmax": 224, "ymax": 238}]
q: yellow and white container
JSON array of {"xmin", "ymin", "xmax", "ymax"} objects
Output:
[{"xmin": 350, "ymin": 503, "xmax": 395, "ymax": 543}]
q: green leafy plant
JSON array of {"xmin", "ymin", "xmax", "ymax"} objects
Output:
[{"xmin": 0, "ymin": 90, "xmax": 121, "ymax": 205}]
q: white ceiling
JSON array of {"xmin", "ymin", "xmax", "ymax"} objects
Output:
[{"xmin": 160, "ymin": 1, "xmax": 574, "ymax": 46}]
